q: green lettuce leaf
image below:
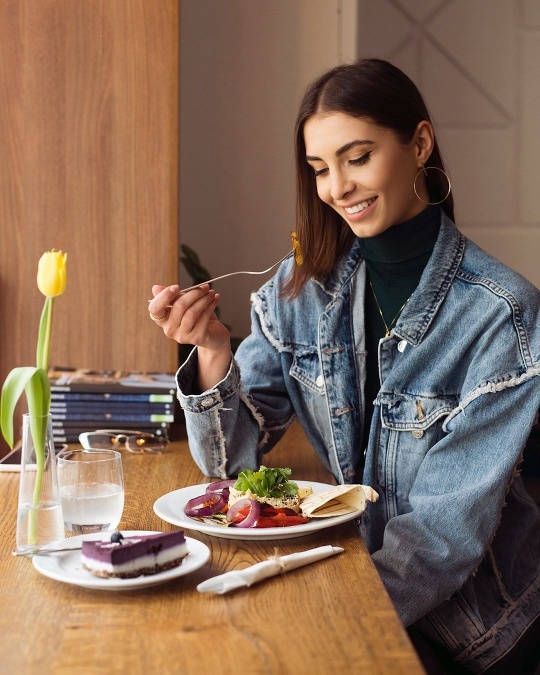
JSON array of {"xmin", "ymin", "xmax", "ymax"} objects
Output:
[{"xmin": 234, "ymin": 466, "xmax": 298, "ymax": 499}]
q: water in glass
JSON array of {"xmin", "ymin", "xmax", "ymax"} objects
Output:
[
  {"xmin": 57, "ymin": 448, "xmax": 124, "ymax": 534},
  {"xmin": 60, "ymin": 482, "xmax": 124, "ymax": 533}
]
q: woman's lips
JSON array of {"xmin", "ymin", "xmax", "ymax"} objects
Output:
[
  {"xmin": 343, "ymin": 196, "xmax": 378, "ymax": 220},
  {"xmin": 345, "ymin": 196, "xmax": 377, "ymax": 214}
]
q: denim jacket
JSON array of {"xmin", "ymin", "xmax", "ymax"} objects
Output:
[{"xmin": 177, "ymin": 213, "xmax": 540, "ymax": 672}]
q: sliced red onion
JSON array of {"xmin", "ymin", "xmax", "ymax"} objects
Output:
[
  {"xmin": 206, "ymin": 479, "xmax": 235, "ymax": 493},
  {"xmin": 226, "ymin": 498, "xmax": 260, "ymax": 528},
  {"xmin": 184, "ymin": 492, "xmax": 226, "ymax": 517}
]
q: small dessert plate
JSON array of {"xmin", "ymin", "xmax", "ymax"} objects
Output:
[{"xmin": 31, "ymin": 531, "xmax": 210, "ymax": 590}]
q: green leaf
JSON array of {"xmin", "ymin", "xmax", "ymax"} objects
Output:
[
  {"xmin": 1, "ymin": 367, "xmax": 49, "ymax": 448},
  {"xmin": 25, "ymin": 368, "xmax": 50, "ymax": 420},
  {"xmin": 234, "ymin": 466, "xmax": 297, "ymax": 499},
  {"xmin": 180, "ymin": 244, "xmax": 212, "ymax": 286}
]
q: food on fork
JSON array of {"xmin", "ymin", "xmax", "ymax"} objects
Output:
[
  {"xmin": 81, "ymin": 530, "xmax": 188, "ymax": 578},
  {"xmin": 291, "ymin": 231, "xmax": 304, "ymax": 266}
]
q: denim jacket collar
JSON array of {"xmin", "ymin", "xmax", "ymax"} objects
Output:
[
  {"xmin": 394, "ymin": 213, "xmax": 466, "ymax": 346},
  {"xmin": 315, "ymin": 211, "xmax": 466, "ymax": 346},
  {"xmin": 312, "ymin": 234, "xmax": 364, "ymax": 297}
]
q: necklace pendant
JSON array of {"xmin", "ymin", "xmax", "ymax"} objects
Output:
[{"xmin": 385, "ymin": 329, "xmax": 390, "ymax": 337}]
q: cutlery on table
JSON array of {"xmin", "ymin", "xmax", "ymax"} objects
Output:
[{"xmin": 12, "ymin": 545, "xmax": 83, "ymax": 557}]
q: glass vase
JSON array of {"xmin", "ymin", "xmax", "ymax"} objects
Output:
[{"xmin": 16, "ymin": 413, "xmax": 64, "ymax": 550}]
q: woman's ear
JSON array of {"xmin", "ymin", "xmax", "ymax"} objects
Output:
[{"xmin": 414, "ymin": 120, "xmax": 435, "ymax": 166}]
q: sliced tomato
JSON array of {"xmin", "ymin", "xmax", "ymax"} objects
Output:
[
  {"xmin": 256, "ymin": 513, "xmax": 310, "ymax": 527},
  {"xmin": 231, "ymin": 505, "xmax": 309, "ymax": 528},
  {"xmin": 259, "ymin": 506, "xmax": 298, "ymax": 517}
]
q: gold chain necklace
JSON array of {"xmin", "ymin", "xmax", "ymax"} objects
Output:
[{"xmin": 369, "ymin": 281, "xmax": 412, "ymax": 337}]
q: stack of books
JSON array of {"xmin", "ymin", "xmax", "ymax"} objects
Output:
[{"xmin": 48, "ymin": 367, "xmax": 179, "ymax": 444}]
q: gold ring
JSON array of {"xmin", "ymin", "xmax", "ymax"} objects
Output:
[{"xmin": 149, "ymin": 310, "xmax": 168, "ymax": 323}]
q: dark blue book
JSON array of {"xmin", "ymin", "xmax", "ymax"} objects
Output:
[
  {"xmin": 51, "ymin": 392, "xmax": 174, "ymax": 403},
  {"xmin": 51, "ymin": 412, "xmax": 175, "ymax": 423},
  {"xmin": 50, "ymin": 401, "xmax": 173, "ymax": 415},
  {"xmin": 51, "ymin": 419, "xmax": 169, "ymax": 429}
]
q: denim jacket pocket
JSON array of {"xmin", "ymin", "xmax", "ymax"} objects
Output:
[
  {"xmin": 289, "ymin": 345, "xmax": 325, "ymax": 395},
  {"xmin": 377, "ymin": 394, "xmax": 456, "ymax": 513},
  {"xmin": 379, "ymin": 393, "xmax": 455, "ymax": 432}
]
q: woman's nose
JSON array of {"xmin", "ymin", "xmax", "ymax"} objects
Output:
[{"xmin": 330, "ymin": 171, "xmax": 354, "ymax": 201}]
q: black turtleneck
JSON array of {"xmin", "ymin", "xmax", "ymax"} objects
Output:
[{"xmin": 358, "ymin": 205, "xmax": 441, "ymax": 467}]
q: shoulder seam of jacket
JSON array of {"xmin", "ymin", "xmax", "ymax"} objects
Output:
[
  {"xmin": 443, "ymin": 367, "xmax": 540, "ymax": 429},
  {"xmin": 454, "ymin": 269, "xmax": 534, "ymax": 368}
]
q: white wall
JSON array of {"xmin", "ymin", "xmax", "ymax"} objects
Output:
[{"xmin": 180, "ymin": 0, "xmax": 356, "ymax": 338}]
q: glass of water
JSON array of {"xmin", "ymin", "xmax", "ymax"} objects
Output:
[{"xmin": 57, "ymin": 448, "xmax": 124, "ymax": 534}]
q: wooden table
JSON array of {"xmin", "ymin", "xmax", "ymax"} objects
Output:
[{"xmin": 0, "ymin": 423, "xmax": 424, "ymax": 674}]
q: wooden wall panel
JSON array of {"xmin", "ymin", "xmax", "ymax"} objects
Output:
[
  {"xmin": 0, "ymin": 3, "xmax": 178, "ymax": 408},
  {"xmin": 0, "ymin": 0, "xmax": 179, "ymax": 450}
]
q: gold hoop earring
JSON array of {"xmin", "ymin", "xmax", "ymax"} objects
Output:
[{"xmin": 413, "ymin": 165, "xmax": 451, "ymax": 206}]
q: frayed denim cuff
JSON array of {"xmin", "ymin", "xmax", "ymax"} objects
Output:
[{"xmin": 176, "ymin": 347, "xmax": 239, "ymax": 413}]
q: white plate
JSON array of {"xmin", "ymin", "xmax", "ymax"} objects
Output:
[
  {"xmin": 32, "ymin": 531, "xmax": 210, "ymax": 590},
  {"xmin": 153, "ymin": 481, "xmax": 363, "ymax": 540}
]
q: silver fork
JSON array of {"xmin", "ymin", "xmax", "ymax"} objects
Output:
[
  {"xmin": 180, "ymin": 250, "xmax": 292, "ymax": 292},
  {"xmin": 149, "ymin": 250, "xmax": 292, "ymax": 302}
]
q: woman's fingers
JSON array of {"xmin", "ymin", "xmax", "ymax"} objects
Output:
[
  {"xmin": 151, "ymin": 284, "xmax": 169, "ymax": 297},
  {"xmin": 170, "ymin": 291, "xmax": 221, "ymax": 343},
  {"xmin": 164, "ymin": 287, "xmax": 218, "ymax": 341},
  {"xmin": 148, "ymin": 284, "xmax": 181, "ymax": 322},
  {"xmin": 149, "ymin": 283, "xmax": 226, "ymax": 348},
  {"xmin": 148, "ymin": 284, "xmax": 180, "ymax": 316}
]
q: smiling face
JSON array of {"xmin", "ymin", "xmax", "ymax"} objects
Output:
[{"xmin": 303, "ymin": 113, "xmax": 434, "ymax": 238}]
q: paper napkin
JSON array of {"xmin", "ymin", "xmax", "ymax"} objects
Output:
[
  {"xmin": 197, "ymin": 545, "xmax": 344, "ymax": 594},
  {"xmin": 299, "ymin": 484, "xmax": 379, "ymax": 518}
]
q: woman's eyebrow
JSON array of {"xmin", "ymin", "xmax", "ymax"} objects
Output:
[{"xmin": 306, "ymin": 139, "xmax": 375, "ymax": 162}]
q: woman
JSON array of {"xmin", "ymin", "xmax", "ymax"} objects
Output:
[{"xmin": 149, "ymin": 60, "xmax": 540, "ymax": 673}]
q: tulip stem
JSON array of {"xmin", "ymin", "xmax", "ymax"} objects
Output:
[
  {"xmin": 36, "ymin": 297, "xmax": 54, "ymax": 372},
  {"xmin": 29, "ymin": 295, "xmax": 53, "ymax": 545},
  {"xmin": 27, "ymin": 413, "xmax": 47, "ymax": 545}
]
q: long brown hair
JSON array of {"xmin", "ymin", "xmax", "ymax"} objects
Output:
[{"xmin": 283, "ymin": 59, "xmax": 454, "ymax": 299}]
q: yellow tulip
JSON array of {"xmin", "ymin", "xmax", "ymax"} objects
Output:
[
  {"xmin": 37, "ymin": 250, "xmax": 67, "ymax": 297},
  {"xmin": 2, "ymin": 248, "xmax": 68, "ymax": 546}
]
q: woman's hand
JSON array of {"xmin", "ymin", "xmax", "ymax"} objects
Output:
[
  {"xmin": 149, "ymin": 284, "xmax": 232, "ymax": 391},
  {"xmin": 149, "ymin": 284, "xmax": 230, "ymax": 350}
]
